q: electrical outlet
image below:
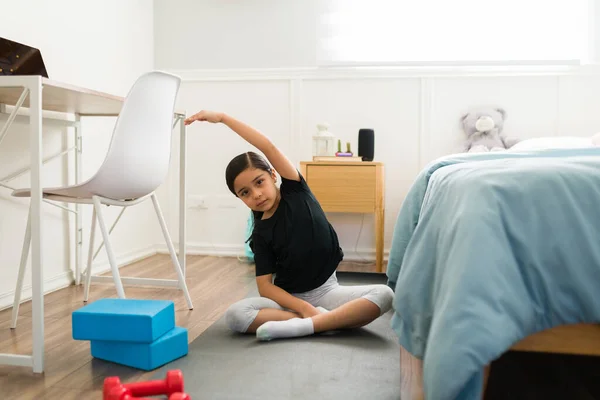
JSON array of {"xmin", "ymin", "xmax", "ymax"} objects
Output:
[{"xmin": 188, "ymin": 194, "xmax": 208, "ymax": 209}]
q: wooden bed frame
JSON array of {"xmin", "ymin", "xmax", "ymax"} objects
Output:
[
  {"xmin": 400, "ymin": 323, "xmax": 600, "ymax": 399},
  {"xmin": 510, "ymin": 323, "xmax": 600, "ymax": 356}
]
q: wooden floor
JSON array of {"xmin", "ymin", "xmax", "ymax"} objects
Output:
[
  {"xmin": 0, "ymin": 254, "xmax": 258, "ymax": 399},
  {"xmin": 0, "ymin": 254, "xmax": 381, "ymax": 399}
]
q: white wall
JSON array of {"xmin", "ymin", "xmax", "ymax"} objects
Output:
[
  {"xmin": 154, "ymin": 1, "xmax": 600, "ymax": 262},
  {"xmin": 0, "ymin": 0, "xmax": 156, "ymax": 309}
]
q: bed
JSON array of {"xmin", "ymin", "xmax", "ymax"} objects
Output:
[{"xmin": 385, "ymin": 146, "xmax": 600, "ymax": 400}]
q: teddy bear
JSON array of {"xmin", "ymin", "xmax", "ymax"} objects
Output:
[{"xmin": 460, "ymin": 106, "xmax": 519, "ymax": 152}]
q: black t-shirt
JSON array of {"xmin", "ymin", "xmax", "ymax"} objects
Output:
[{"xmin": 250, "ymin": 173, "xmax": 343, "ymax": 293}]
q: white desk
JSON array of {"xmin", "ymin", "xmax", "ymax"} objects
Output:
[{"xmin": 0, "ymin": 75, "xmax": 188, "ymax": 373}]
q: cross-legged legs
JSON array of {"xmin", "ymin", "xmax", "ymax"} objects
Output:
[
  {"xmin": 254, "ymin": 272, "xmax": 395, "ymax": 341},
  {"xmin": 225, "ymin": 296, "xmax": 330, "ymax": 334}
]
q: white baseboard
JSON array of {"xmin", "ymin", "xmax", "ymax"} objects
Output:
[
  {"xmin": 156, "ymin": 242, "xmax": 389, "ymax": 262},
  {"xmin": 156, "ymin": 243, "xmax": 245, "ymax": 257},
  {"xmin": 0, "ymin": 245, "xmax": 158, "ymax": 312},
  {"xmin": 342, "ymin": 249, "xmax": 390, "ymax": 263}
]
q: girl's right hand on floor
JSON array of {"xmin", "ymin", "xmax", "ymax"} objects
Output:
[{"xmin": 184, "ymin": 110, "xmax": 224, "ymax": 125}]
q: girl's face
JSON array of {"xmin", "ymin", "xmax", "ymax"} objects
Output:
[{"xmin": 233, "ymin": 167, "xmax": 279, "ymax": 213}]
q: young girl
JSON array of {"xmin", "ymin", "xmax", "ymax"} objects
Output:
[{"xmin": 184, "ymin": 110, "xmax": 394, "ymax": 341}]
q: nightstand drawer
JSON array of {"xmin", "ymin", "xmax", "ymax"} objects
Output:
[{"xmin": 305, "ymin": 165, "xmax": 376, "ymax": 213}]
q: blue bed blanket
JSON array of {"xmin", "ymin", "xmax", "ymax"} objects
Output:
[{"xmin": 386, "ymin": 147, "xmax": 600, "ymax": 400}]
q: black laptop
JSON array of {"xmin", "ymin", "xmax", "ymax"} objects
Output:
[{"xmin": 0, "ymin": 37, "xmax": 48, "ymax": 78}]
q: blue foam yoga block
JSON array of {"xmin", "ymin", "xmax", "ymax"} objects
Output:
[
  {"xmin": 91, "ymin": 326, "xmax": 188, "ymax": 371},
  {"xmin": 72, "ymin": 298, "xmax": 175, "ymax": 343}
]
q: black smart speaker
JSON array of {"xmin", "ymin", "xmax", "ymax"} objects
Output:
[{"xmin": 358, "ymin": 129, "xmax": 374, "ymax": 161}]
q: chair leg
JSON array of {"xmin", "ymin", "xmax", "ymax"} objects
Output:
[
  {"xmin": 92, "ymin": 196, "xmax": 126, "ymax": 299},
  {"xmin": 11, "ymin": 209, "xmax": 31, "ymax": 329},
  {"xmin": 83, "ymin": 206, "xmax": 97, "ymax": 302},
  {"xmin": 150, "ymin": 193, "xmax": 194, "ymax": 310},
  {"xmin": 91, "ymin": 207, "xmax": 126, "ymax": 264}
]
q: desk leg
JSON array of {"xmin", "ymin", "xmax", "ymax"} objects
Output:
[
  {"xmin": 375, "ymin": 164, "xmax": 385, "ymax": 273},
  {"xmin": 29, "ymin": 78, "xmax": 44, "ymax": 373},
  {"xmin": 178, "ymin": 116, "xmax": 186, "ymax": 276},
  {"xmin": 74, "ymin": 115, "xmax": 82, "ymax": 285}
]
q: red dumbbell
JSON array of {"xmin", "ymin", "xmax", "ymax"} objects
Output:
[
  {"xmin": 103, "ymin": 369, "xmax": 184, "ymax": 399},
  {"xmin": 106, "ymin": 385, "xmax": 190, "ymax": 400}
]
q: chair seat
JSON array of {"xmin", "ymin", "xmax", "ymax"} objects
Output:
[
  {"xmin": 11, "ymin": 185, "xmax": 151, "ymax": 206},
  {"xmin": 12, "ymin": 183, "xmax": 97, "ymax": 200},
  {"xmin": 11, "ymin": 180, "xmax": 144, "ymax": 203}
]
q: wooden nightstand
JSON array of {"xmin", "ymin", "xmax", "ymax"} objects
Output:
[{"xmin": 299, "ymin": 161, "xmax": 385, "ymax": 273}]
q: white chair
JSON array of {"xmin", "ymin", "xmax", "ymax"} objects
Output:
[{"xmin": 10, "ymin": 71, "xmax": 193, "ymax": 328}]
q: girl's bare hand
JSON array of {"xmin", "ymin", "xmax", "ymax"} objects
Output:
[{"xmin": 184, "ymin": 110, "xmax": 224, "ymax": 125}]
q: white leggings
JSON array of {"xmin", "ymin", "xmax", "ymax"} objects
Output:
[{"xmin": 225, "ymin": 272, "xmax": 394, "ymax": 333}]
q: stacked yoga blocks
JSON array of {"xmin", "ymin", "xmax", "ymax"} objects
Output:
[{"xmin": 72, "ymin": 299, "xmax": 188, "ymax": 371}]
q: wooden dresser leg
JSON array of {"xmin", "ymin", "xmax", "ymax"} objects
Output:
[
  {"xmin": 375, "ymin": 164, "xmax": 385, "ymax": 273},
  {"xmin": 375, "ymin": 209, "xmax": 384, "ymax": 273}
]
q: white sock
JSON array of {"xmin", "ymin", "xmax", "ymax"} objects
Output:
[
  {"xmin": 316, "ymin": 306, "xmax": 329, "ymax": 314},
  {"xmin": 256, "ymin": 318, "xmax": 314, "ymax": 341}
]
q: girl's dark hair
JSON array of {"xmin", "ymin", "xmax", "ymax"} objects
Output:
[
  {"xmin": 225, "ymin": 151, "xmax": 272, "ymax": 196},
  {"xmin": 225, "ymin": 152, "xmax": 273, "ymax": 247}
]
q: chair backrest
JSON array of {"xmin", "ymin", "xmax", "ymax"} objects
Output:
[{"xmin": 87, "ymin": 71, "xmax": 181, "ymax": 200}]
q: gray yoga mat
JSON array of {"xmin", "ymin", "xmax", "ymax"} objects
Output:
[{"xmin": 151, "ymin": 272, "xmax": 401, "ymax": 400}]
